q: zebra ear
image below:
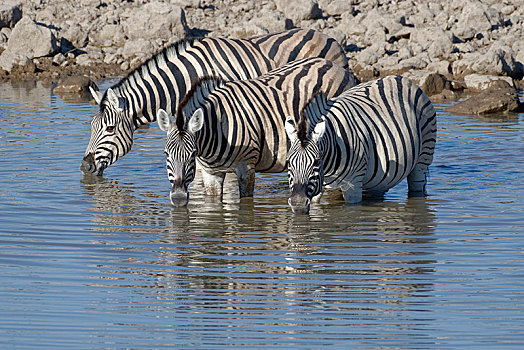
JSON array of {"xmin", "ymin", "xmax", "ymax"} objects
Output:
[
  {"xmin": 312, "ymin": 117, "xmax": 326, "ymax": 143},
  {"xmin": 187, "ymin": 108, "xmax": 204, "ymax": 133},
  {"xmin": 285, "ymin": 116, "xmax": 298, "ymax": 142},
  {"xmin": 106, "ymin": 88, "xmax": 124, "ymax": 111},
  {"xmin": 89, "ymin": 86, "xmax": 103, "ymax": 105},
  {"xmin": 157, "ymin": 109, "xmax": 174, "ymax": 132}
]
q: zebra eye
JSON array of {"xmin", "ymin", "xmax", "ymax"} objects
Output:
[{"xmin": 106, "ymin": 125, "xmax": 115, "ymax": 133}]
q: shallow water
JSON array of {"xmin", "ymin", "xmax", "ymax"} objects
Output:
[{"xmin": 0, "ymin": 80, "xmax": 523, "ymax": 349}]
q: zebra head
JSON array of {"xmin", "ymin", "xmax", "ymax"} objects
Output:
[
  {"xmin": 157, "ymin": 108, "xmax": 204, "ymax": 206},
  {"xmin": 285, "ymin": 115, "xmax": 326, "ymax": 214},
  {"xmin": 81, "ymin": 87, "xmax": 133, "ymax": 176}
]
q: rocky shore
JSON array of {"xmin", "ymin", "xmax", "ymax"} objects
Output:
[{"xmin": 1, "ymin": 0, "xmax": 523, "ymax": 114}]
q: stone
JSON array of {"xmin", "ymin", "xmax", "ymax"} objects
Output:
[
  {"xmin": 321, "ymin": 0, "xmax": 353, "ymax": 17},
  {"xmin": 227, "ymin": 24, "xmax": 268, "ymax": 39},
  {"xmin": 453, "ymin": 1, "xmax": 503, "ymax": 41},
  {"xmin": 445, "ymin": 81, "xmax": 520, "ymax": 115},
  {"xmin": 121, "ymin": 2, "xmax": 187, "ymax": 42},
  {"xmin": 453, "ymin": 44, "xmax": 518, "ymax": 78},
  {"xmin": 61, "ymin": 22, "xmax": 88, "ymax": 49},
  {"xmin": 464, "ymin": 74, "xmax": 514, "ymax": 91},
  {"xmin": 430, "ymin": 89, "xmax": 458, "ymax": 103},
  {"xmin": 0, "ymin": 50, "xmax": 28, "ymax": 71},
  {"xmin": 93, "ymin": 24, "xmax": 125, "ymax": 46},
  {"xmin": 0, "ymin": 1, "xmax": 22, "ymax": 29},
  {"xmin": 121, "ymin": 39, "xmax": 155, "ymax": 60},
  {"xmin": 427, "ymin": 60, "xmax": 451, "ymax": 76},
  {"xmin": 5, "ymin": 17, "xmax": 57, "ymax": 59},
  {"xmin": 421, "ymin": 73, "xmax": 451, "ymax": 96},
  {"xmin": 409, "ymin": 27, "xmax": 454, "ymax": 58},
  {"xmin": 275, "ymin": 0, "xmax": 322, "ymax": 22},
  {"xmin": 54, "ymin": 75, "xmax": 97, "ymax": 94}
]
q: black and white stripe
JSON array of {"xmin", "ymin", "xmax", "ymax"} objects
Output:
[
  {"xmin": 285, "ymin": 75, "xmax": 437, "ymax": 213},
  {"xmin": 157, "ymin": 57, "xmax": 355, "ymax": 206},
  {"xmin": 80, "ymin": 29, "xmax": 349, "ymax": 176}
]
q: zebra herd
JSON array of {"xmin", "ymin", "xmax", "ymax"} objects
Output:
[{"xmin": 81, "ymin": 29, "xmax": 436, "ymax": 214}]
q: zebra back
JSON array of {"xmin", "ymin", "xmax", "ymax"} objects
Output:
[
  {"xmin": 178, "ymin": 57, "xmax": 354, "ymax": 173},
  {"xmin": 82, "ymin": 29, "xmax": 351, "ymax": 176},
  {"xmin": 249, "ymin": 28, "xmax": 349, "ymax": 70},
  {"xmin": 313, "ymin": 75, "xmax": 437, "ymax": 192}
]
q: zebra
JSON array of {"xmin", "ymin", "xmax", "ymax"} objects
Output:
[
  {"xmin": 156, "ymin": 57, "xmax": 355, "ymax": 206},
  {"xmin": 284, "ymin": 75, "xmax": 437, "ymax": 214},
  {"xmin": 80, "ymin": 28, "xmax": 349, "ymax": 176}
]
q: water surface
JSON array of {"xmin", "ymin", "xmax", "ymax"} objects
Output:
[{"xmin": 0, "ymin": 81, "xmax": 523, "ymax": 349}]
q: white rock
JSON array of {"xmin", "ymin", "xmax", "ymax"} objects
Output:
[
  {"xmin": 0, "ymin": 50, "xmax": 28, "ymax": 71},
  {"xmin": 122, "ymin": 2, "xmax": 187, "ymax": 41},
  {"xmin": 409, "ymin": 27, "xmax": 453, "ymax": 58},
  {"xmin": 121, "ymin": 39, "xmax": 155, "ymax": 60},
  {"xmin": 427, "ymin": 60, "xmax": 451, "ymax": 75},
  {"xmin": 6, "ymin": 17, "xmax": 57, "ymax": 59},
  {"xmin": 275, "ymin": 0, "xmax": 322, "ymax": 22},
  {"xmin": 453, "ymin": 44, "xmax": 517, "ymax": 77},
  {"xmin": 464, "ymin": 74, "xmax": 514, "ymax": 91},
  {"xmin": 0, "ymin": 0, "xmax": 22, "ymax": 28},
  {"xmin": 453, "ymin": 1, "xmax": 503, "ymax": 40}
]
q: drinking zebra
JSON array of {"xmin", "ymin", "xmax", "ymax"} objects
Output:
[
  {"xmin": 156, "ymin": 57, "xmax": 355, "ymax": 206},
  {"xmin": 80, "ymin": 28, "xmax": 349, "ymax": 177},
  {"xmin": 284, "ymin": 75, "xmax": 437, "ymax": 214}
]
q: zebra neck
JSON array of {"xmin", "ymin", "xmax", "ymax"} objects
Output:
[
  {"xmin": 318, "ymin": 122, "xmax": 340, "ymax": 178},
  {"xmin": 109, "ymin": 41, "xmax": 209, "ymax": 128}
]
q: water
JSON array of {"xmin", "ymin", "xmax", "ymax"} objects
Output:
[{"xmin": 0, "ymin": 80, "xmax": 523, "ymax": 349}]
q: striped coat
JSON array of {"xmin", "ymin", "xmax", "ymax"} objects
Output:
[
  {"xmin": 157, "ymin": 57, "xmax": 355, "ymax": 206},
  {"xmin": 285, "ymin": 75, "xmax": 437, "ymax": 213},
  {"xmin": 80, "ymin": 29, "xmax": 349, "ymax": 176}
]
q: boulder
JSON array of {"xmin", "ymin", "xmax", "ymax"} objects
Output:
[
  {"xmin": 421, "ymin": 73, "xmax": 451, "ymax": 96},
  {"xmin": 275, "ymin": 0, "xmax": 322, "ymax": 22},
  {"xmin": 54, "ymin": 75, "xmax": 97, "ymax": 94},
  {"xmin": 453, "ymin": 44, "xmax": 518, "ymax": 78},
  {"xmin": 121, "ymin": 2, "xmax": 187, "ymax": 42},
  {"xmin": 464, "ymin": 74, "xmax": 514, "ymax": 91},
  {"xmin": 320, "ymin": 0, "xmax": 353, "ymax": 17},
  {"xmin": 409, "ymin": 27, "xmax": 454, "ymax": 58},
  {"xmin": 121, "ymin": 39, "xmax": 155, "ymax": 61},
  {"xmin": 452, "ymin": 1, "xmax": 503, "ymax": 41},
  {"xmin": 61, "ymin": 22, "xmax": 88, "ymax": 49},
  {"xmin": 0, "ymin": 1, "xmax": 22, "ymax": 29},
  {"xmin": 0, "ymin": 50, "xmax": 28, "ymax": 71},
  {"xmin": 445, "ymin": 81, "xmax": 520, "ymax": 115},
  {"xmin": 4, "ymin": 17, "xmax": 57, "ymax": 59}
]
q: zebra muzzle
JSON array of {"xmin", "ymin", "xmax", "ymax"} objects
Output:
[
  {"xmin": 80, "ymin": 153, "xmax": 98, "ymax": 176},
  {"xmin": 288, "ymin": 194, "xmax": 311, "ymax": 214},
  {"xmin": 170, "ymin": 184, "xmax": 189, "ymax": 207}
]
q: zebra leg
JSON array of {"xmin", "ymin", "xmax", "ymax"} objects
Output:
[
  {"xmin": 236, "ymin": 163, "xmax": 256, "ymax": 198},
  {"xmin": 201, "ymin": 168, "xmax": 226, "ymax": 197},
  {"xmin": 340, "ymin": 180, "xmax": 363, "ymax": 204},
  {"xmin": 312, "ymin": 191, "xmax": 323, "ymax": 204},
  {"xmin": 407, "ymin": 163, "xmax": 428, "ymax": 196}
]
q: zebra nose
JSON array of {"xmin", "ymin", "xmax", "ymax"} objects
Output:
[
  {"xmin": 80, "ymin": 153, "xmax": 96, "ymax": 175},
  {"xmin": 288, "ymin": 195, "xmax": 311, "ymax": 214},
  {"xmin": 170, "ymin": 182, "xmax": 189, "ymax": 206}
]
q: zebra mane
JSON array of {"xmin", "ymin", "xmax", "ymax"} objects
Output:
[
  {"xmin": 176, "ymin": 75, "xmax": 226, "ymax": 131},
  {"xmin": 104, "ymin": 37, "xmax": 203, "ymax": 102},
  {"xmin": 298, "ymin": 91, "xmax": 330, "ymax": 144}
]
